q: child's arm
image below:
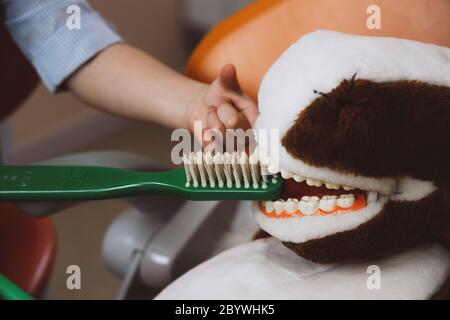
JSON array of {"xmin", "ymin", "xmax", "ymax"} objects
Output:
[
  {"xmin": 4, "ymin": 0, "xmax": 257, "ymax": 135},
  {"xmin": 67, "ymin": 43, "xmax": 258, "ymax": 135}
]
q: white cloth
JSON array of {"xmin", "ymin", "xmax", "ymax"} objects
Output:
[{"xmin": 157, "ymin": 238, "xmax": 450, "ymax": 300}]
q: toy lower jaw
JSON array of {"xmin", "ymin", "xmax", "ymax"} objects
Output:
[
  {"xmin": 253, "ymin": 195, "xmax": 386, "ymax": 244},
  {"xmin": 259, "ymin": 178, "xmax": 376, "ymax": 219},
  {"xmin": 252, "ymin": 173, "xmax": 389, "ymax": 244}
]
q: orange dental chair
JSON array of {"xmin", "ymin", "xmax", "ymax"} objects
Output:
[{"xmin": 187, "ymin": 0, "xmax": 449, "ymax": 101}]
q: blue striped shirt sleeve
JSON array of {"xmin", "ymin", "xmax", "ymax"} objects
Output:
[{"xmin": 2, "ymin": 0, "xmax": 123, "ymax": 92}]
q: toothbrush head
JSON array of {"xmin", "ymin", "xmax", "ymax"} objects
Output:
[{"xmin": 181, "ymin": 151, "xmax": 282, "ymax": 201}]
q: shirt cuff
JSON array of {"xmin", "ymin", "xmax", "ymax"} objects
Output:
[{"xmin": 32, "ymin": 12, "xmax": 123, "ymax": 93}]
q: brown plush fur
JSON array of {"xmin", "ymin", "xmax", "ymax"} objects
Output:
[
  {"xmin": 252, "ymin": 229, "xmax": 271, "ymax": 241},
  {"xmin": 282, "ymin": 79, "xmax": 450, "ymax": 185},
  {"xmin": 283, "ymin": 193, "xmax": 436, "ymax": 263},
  {"xmin": 277, "ymin": 78, "xmax": 450, "ymax": 299}
]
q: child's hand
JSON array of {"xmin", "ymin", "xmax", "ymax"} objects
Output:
[{"xmin": 185, "ymin": 64, "xmax": 259, "ymax": 145}]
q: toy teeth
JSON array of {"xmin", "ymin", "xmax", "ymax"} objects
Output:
[{"xmin": 0, "ymin": 151, "xmax": 282, "ymax": 202}]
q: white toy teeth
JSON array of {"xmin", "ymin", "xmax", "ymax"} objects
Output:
[
  {"xmin": 319, "ymin": 195, "xmax": 338, "ymax": 212},
  {"xmin": 337, "ymin": 194, "xmax": 355, "ymax": 208},
  {"xmin": 285, "ymin": 198, "xmax": 299, "ymax": 213},
  {"xmin": 367, "ymin": 191, "xmax": 378, "ymax": 203},
  {"xmin": 299, "ymin": 196, "xmax": 320, "ymax": 216},
  {"xmin": 293, "ymin": 175, "xmax": 305, "ymax": 182},
  {"xmin": 273, "ymin": 200, "xmax": 285, "ymax": 214},
  {"xmin": 264, "ymin": 201, "xmax": 274, "ymax": 213},
  {"xmin": 260, "ymin": 160, "xmax": 361, "ymax": 192},
  {"xmin": 262, "ymin": 193, "xmax": 363, "ymax": 217}
]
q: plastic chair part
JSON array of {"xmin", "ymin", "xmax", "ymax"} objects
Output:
[
  {"xmin": 0, "ymin": 202, "xmax": 57, "ymax": 297},
  {"xmin": 186, "ymin": 0, "xmax": 450, "ymax": 101}
]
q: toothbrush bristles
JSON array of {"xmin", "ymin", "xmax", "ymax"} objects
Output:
[{"xmin": 182, "ymin": 151, "xmax": 272, "ymax": 189}]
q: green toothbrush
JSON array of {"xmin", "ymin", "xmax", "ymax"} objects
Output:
[
  {"xmin": 0, "ymin": 152, "xmax": 282, "ymax": 202},
  {"xmin": 0, "ymin": 273, "xmax": 34, "ymax": 300}
]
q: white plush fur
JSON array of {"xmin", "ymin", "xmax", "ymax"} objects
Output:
[
  {"xmin": 392, "ymin": 177, "xmax": 437, "ymax": 201},
  {"xmin": 156, "ymin": 238, "xmax": 450, "ymax": 300},
  {"xmin": 253, "ymin": 198, "xmax": 387, "ymax": 243},
  {"xmin": 255, "ymin": 30, "xmax": 450, "ymax": 194},
  {"xmin": 257, "ymin": 145, "xmax": 397, "ymax": 195},
  {"xmin": 257, "ymin": 30, "xmax": 450, "ymax": 137}
]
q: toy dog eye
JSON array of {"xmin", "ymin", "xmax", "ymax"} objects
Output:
[{"xmin": 313, "ymin": 90, "xmax": 330, "ymax": 100}]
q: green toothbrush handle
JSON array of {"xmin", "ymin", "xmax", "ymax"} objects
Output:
[
  {"xmin": 0, "ymin": 165, "xmax": 187, "ymax": 201},
  {"xmin": 0, "ymin": 166, "xmax": 282, "ymax": 201},
  {"xmin": 0, "ymin": 273, "xmax": 34, "ymax": 300}
]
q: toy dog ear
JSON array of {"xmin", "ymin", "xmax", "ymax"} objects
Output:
[{"xmin": 429, "ymin": 187, "xmax": 450, "ymax": 299}]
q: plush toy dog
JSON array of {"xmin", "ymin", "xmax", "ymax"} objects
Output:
[{"xmin": 157, "ymin": 31, "xmax": 450, "ymax": 300}]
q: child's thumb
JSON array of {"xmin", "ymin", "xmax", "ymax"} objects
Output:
[{"xmin": 219, "ymin": 64, "xmax": 242, "ymax": 93}]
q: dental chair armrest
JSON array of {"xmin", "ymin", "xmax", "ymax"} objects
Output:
[
  {"xmin": 139, "ymin": 201, "xmax": 221, "ymax": 289},
  {"xmin": 17, "ymin": 151, "xmax": 168, "ymax": 217}
]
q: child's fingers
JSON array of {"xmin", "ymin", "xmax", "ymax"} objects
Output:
[
  {"xmin": 226, "ymin": 94, "xmax": 260, "ymax": 126},
  {"xmin": 219, "ymin": 64, "xmax": 242, "ymax": 94},
  {"xmin": 217, "ymin": 102, "xmax": 239, "ymax": 128},
  {"xmin": 207, "ymin": 109, "xmax": 225, "ymax": 131},
  {"xmin": 242, "ymin": 107, "xmax": 260, "ymax": 127},
  {"xmin": 204, "ymin": 110, "xmax": 226, "ymax": 147}
]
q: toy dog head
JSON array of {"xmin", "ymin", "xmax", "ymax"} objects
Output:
[{"xmin": 253, "ymin": 31, "xmax": 450, "ymax": 296}]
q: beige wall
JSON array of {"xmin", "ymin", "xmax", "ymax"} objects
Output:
[{"xmin": 10, "ymin": 0, "xmax": 187, "ymax": 161}]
